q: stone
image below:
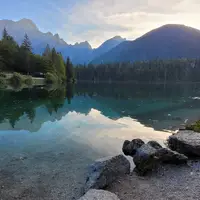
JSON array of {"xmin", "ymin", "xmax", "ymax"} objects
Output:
[
  {"xmin": 122, "ymin": 139, "xmax": 145, "ymax": 156},
  {"xmin": 155, "ymin": 148, "xmax": 188, "ymax": 164},
  {"xmin": 85, "ymin": 155, "xmax": 130, "ymax": 192},
  {"xmin": 168, "ymin": 130, "xmax": 200, "ymax": 156},
  {"xmin": 133, "ymin": 144, "xmax": 158, "ymax": 175},
  {"xmin": 78, "ymin": 189, "xmax": 120, "ymax": 200},
  {"xmin": 147, "ymin": 141, "xmax": 162, "ymax": 150}
]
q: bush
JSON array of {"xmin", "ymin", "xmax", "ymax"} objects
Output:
[
  {"xmin": 0, "ymin": 77, "xmax": 6, "ymax": 88},
  {"xmin": 45, "ymin": 72, "xmax": 57, "ymax": 84},
  {"xmin": 186, "ymin": 120, "xmax": 200, "ymax": 133},
  {"xmin": 0, "ymin": 72, "xmax": 6, "ymax": 78},
  {"xmin": 24, "ymin": 76, "xmax": 33, "ymax": 85},
  {"xmin": 9, "ymin": 72, "xmax": 24, "ymax": 86}
]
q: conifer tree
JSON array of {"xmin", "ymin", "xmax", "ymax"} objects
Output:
[
  {"xmin": 51, "ymin": 47, "xmax": 57, "ymax": 64},
  {"xmin": 21, "ymin": 34, "xmax": 32, "ymax": 74},
  {"xmin": 66, "ymin": 57, "xmax": 74, "ymax": 82},
  {"xmin": 2, "ymin": 27, "xmax": 8, "ymax": 40},
  {"xmin": 22, "ymin": 34, "xmax": 32, "ymax": 52},
  {"xmin": 43, "ymin": 44, "xmax": 51, "ymax": 57}
]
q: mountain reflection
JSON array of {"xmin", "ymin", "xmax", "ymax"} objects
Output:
[{"xmin": 0, "ymin": 83, "xmax": 200, "ymax": 132}]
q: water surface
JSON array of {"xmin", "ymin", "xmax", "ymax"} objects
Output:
[{"xmin": 0, "ymin": 83, "xmax": 200, "ymax": 199}]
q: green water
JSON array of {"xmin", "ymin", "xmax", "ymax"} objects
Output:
[{"xmin": 1, "ymin": 83, "xmax": 200, "ymax": 199}]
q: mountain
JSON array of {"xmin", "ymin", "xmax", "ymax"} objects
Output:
[
  {"xmin": 0, "ymin": 19, "xmax": 67, "ymax": 47},
  {"xmin": 91, "ymin": 24, "xmax": 200, "ymax": 64},
  {"xmin": 0, "ymin": 19, "xmax": 125, "ymax": 64},
  {"xmin": 92, "ymin": 36, "xmax": 126, "ymax": 58}
]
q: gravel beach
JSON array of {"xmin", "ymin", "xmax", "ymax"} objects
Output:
[
  {"xmin": 108, "ymin": 160, "xmax": 200, "ymax": 200},
  {"xmin": 0, "ymin": 139, "xmax": 100, "ymax": 200}
]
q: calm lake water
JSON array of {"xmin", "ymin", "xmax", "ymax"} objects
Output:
[{"xmin": 1, "ymin": 83, "xmax": 200, "ymax": 200}]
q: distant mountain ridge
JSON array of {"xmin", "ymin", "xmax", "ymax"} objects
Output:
[
  {"xmin": 2, "ymin": 19, "xmax": 198, "ymax": 65},
  {"xmin": 0, "ymin": 19, "xmax": 126, "ymax": 64},
  {"xmin": 91, "ymin": 24, "xmax": 200, "ymax": 64}
]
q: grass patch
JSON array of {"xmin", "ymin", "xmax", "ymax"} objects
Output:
[{"xmin": 186, "ymin": 120, "xmax": 200, "ymax": 132}]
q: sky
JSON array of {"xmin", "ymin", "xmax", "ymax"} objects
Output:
[{"xmin": 0, "ymin": 0, "xmax": 200, "ymax": 48}]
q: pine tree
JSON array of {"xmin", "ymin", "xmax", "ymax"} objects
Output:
[
  {"xmin": 22, "ymin": 34, "xmax": 32, "ymax": 52},
  {"xmin": 51, "ymin": 47, "xmax": 57, "ymax": 64},
  {"xmin": 55, "ymin": 53, "xmax": 65, "ymax": 80},
  {"xmin": 2, "ymin": 27, "xmax": 8, "ymax": 40},
  {"xmin": 43, "ymin": 44, "xmax": 51, "ymax": 57},
  {"xmin": 0, "ymin": 31, "xmax": 18, "ymax": 71},
  {"xmin": 21, "ymin": 34, "xmax": 32, "ymax": 74},
  {"xmin": 66, "ymin": 57, "xmax": 74, "ymax": 82}
]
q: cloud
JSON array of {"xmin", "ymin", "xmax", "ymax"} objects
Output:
[{"xmin": 53, "ymin": 0, "xmax": 200, "ymax": 47}]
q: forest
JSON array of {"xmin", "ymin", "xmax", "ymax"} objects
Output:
[
  {"xmin": 75, "ymin": 59, "xmax": 200, "ymax": 83},
  {"xmin": 2, "ymin": 28, "xmax": 200, "ymax": 84},
  {"xmin": 0, "ymin": 28, "xmax": 75, "ymax": 84}
]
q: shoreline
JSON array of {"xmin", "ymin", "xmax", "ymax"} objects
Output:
[
  {"xmin": 81, "ymin": 127, "xmax": 200, "ymax": 200},
  {"xmin": 107, "ymin": 159, "xmax": 200, "ymax": 200}
]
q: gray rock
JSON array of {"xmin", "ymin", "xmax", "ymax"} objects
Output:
[
  {"xmin": 133, "ymin": 144, "xmax": 157, "ymax": 175},
  {"xmin": 155, "ymin": 148, "xmax": 188, "ymax": 164},
  {"xmin": 78, "ymin": 189, "xmax": 120, "ymax": 200},
  {"xmin": 122, "ymin": 139, "xmax": 145, "ymax": 156},
  {"xmin": 168, "ymin": 130, "xmax": 200, "ymax": 156},
  {"xmin": 85, "ymin": 155, "xmax": 130, "ymax": 192},
  {"xmin": 147, "ymin": 141, "xmax": 162, "ymax": 150}
]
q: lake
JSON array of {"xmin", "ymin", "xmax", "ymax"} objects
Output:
[{"xmin": 1, "ymin": 83, "xmax": 200, "ymax": 200}]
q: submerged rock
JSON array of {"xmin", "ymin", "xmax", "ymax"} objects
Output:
[
  {"xmin": 85, "ymin": 155, "xmax": 130, "ymax": 192},
  {"xmin": 155, "ymin": 148, "xmax": 188, "ymax": 164},
  {"xmin": 133, "ymin": 144, "xmax": 157, "ymax": 175},
  {"xmin": 168, "ymin": 130, "xmax": 200, "ymax": 156},
  {"xmin": 147, "ymin": 141, "xmax": 162, "ymax": 150},
  {"xmin": 122, "ymin": 139, "xmax": 145, "ymax": 156},
  {"xmin": 78, "ymin": 189, "xmax": 120, "ymax": 200}
]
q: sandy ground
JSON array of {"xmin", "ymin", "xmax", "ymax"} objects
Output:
[{"xmin": 108, "ymin": 160, "xmax": 200, "ymax": 200}]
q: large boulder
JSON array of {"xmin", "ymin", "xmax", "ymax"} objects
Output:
[
  {"xmin": 155, "ymin": 148, "xmax": 188, "ymax": 164},
  {"xmin": 85, "ymin": 155, "xmax": 130, "ymax": 192},
  {"xmin": 133, "ymin": 144, "xmax": 158, "ymax": 175},
  {"xmin": 133, "ymin": 143, "xmax": 188, "ymax": 175},
  {"xmin": 147, "ymin": 141, "xmax": 162, "ymax": 150},
  {"xmin": 168, "ymin": 130, "xmax": 200, "ymax": 156},
  {"xmin": 78, "ymin": 189, "xmax": 120, "ymax": 200},
  {"xmin": 122, "ymin": 139, "xmax": 145, "ymax": 156}
]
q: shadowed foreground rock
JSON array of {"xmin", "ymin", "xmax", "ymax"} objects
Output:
[
  {"xmin": 168, "ymin": 130, "xmax": 200, "ymax": 156},
  {"xmin": 85, "ymin": 155, "xmax": 130, "ymax": 192},
  {"xmin": 122, "ymin": 139, "xmax": 145, "ymax": 156},
  {"xmin": 133, "ymin": 144, "xmax": 157, "ymax": 175},
  {"xmin": 147, "ymin": 141, "xmax": 162, "ymax": 150},
  {"xmin": 155, "ymin": 148, "xmax": 188, "ymax": 164},
  {"xmin": 133, "ymin": 143, "xmax": 188, "ymax": 175},
  {"xmin": 78, "ymin": 189, "xmax": 120, "ymax": 200}
]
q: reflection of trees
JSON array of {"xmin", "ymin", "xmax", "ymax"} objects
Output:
[
  {"xmin": 75, "ymin": 83, "xmax": 200, "ymax": 100},
  {"xmin": 75, "ymin": 83, "xmax": 200, "ymax": 131},
  {"xmin": 44, "ymin": 87, "xmax": 66, "ymax": 113},
  {"xmin": 0, "ymin": 85, "xmax": 74, "ymax": 128},
  {"xmin": 66, "ymin": 84, "xmax": 74, "ymax": 104},
  {"xmin": 3, "ymin": 82, "xmax": 200, "ymax": 131},
  {"xmin": 26, "ymin": 109, "xmax": 36, "ymax": 124}
]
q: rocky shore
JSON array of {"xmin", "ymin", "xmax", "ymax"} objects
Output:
[{"xmin": 79, "ymin": 128, "xmax": 200, "ymax": 199}]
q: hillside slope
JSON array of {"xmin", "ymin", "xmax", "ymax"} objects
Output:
[
  {"xmin": 0, "ymin": 19, "xmax": 125, "ymax": 64},
  {"xmin": 91, "ymin": 24, "xmax": 200, "ymax": 64}
]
